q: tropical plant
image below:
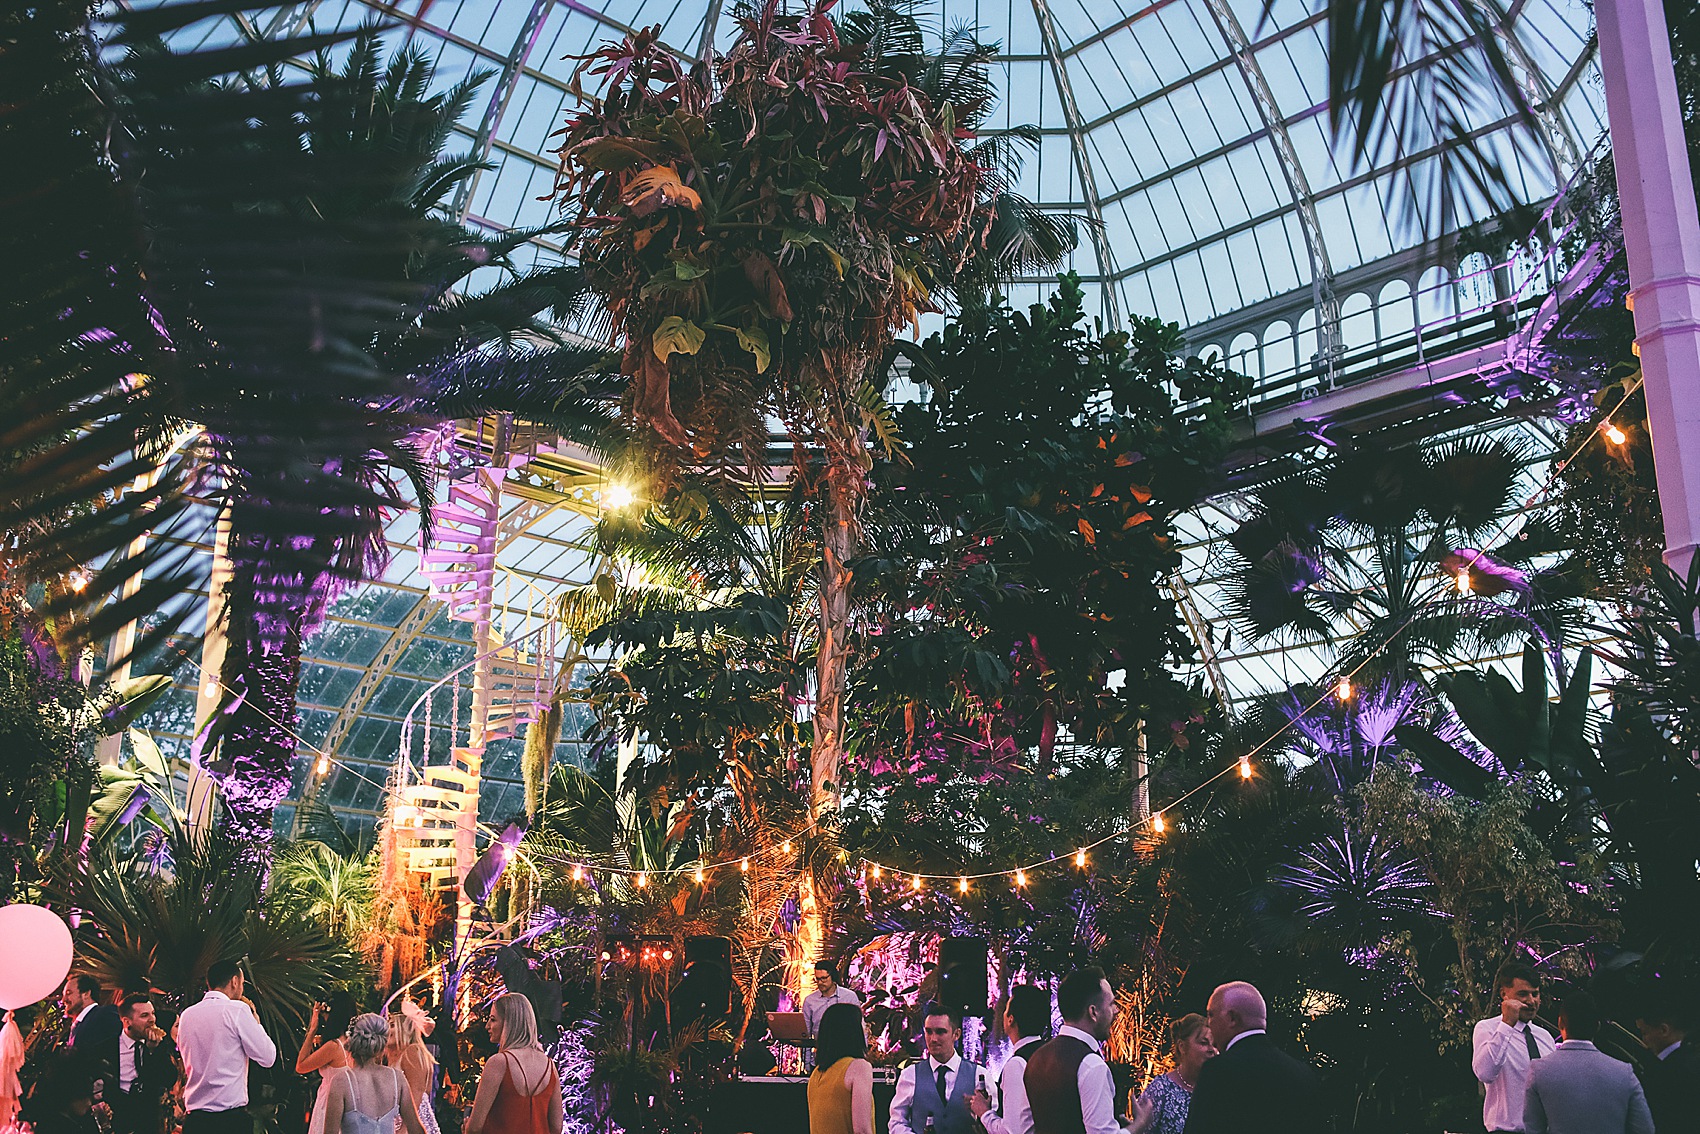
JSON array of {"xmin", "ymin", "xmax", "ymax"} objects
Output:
[
  {"xmin": 1222, "ymin": 439, "xmax": 1578, "ymax": 690},
  {"xmin": 75, "ymin": 825, "xmax": 355, "ymax": 1037},
  {"xmin": 552, "ymin": 0, "xmax": 1076, "ymax": 817},
  {"xmin": 269, "ymin": 840, "xmax": 377, "ymax": 941}
]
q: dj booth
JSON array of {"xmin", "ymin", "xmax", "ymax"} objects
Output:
[{"xmin": 708, "ymin": 1073, "xmax": 898, "ymax": 1134}]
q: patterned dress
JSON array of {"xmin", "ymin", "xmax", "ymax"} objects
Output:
[{"xmin": 1136, "ymin": 1071, "xmax": 1194, "ymax": 1134}]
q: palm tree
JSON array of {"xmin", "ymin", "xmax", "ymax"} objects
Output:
[
  {"xmin": 553, "ymin": 0, "xmax": 1077, "ymax": 818},
  {"xmin": 270, "ymin": 840, "xmax": 376, "ymax": 941},
  {"xmin": 1221, "ymin": 438, "xmax": 1577, "ymax": 690}
]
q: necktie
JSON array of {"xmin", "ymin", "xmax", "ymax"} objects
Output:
[
  {"xmin": 1524, "ymin": 1027, "xmax": 1541, "ymax": 1061},
  {"xmin": 936, "ymin": 1064, "xmax": 949, "ymax": 1107}
]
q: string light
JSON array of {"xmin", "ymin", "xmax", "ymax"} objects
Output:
[
  {"xmin": 1151, "ymin": 812, "xmax": 1166, "ymax": 835},
  {"xmin": 636, "ymin": 872, "xmax": 648, "ymax": 888},
  {"xmin": 315, "ymin": 755, "xmax": 330, "ymax": 776},
  {"xmin": 781, "ymin": 840, "xmax": 792, "ymax": 854},
  {"xmin": 1238, "ymin": 755, "xmax": 1252, "ymax": 780},
  {"xmin": 694, "ymin": 867, "xmax": 705, "ymax": 884},
  {"xmin": 571, "ymin": 865, "xmax": 584, "ymax": 882},
  {"xmin": 957, "ymin": 876, "xmax": 969, "ymax": 894},
  {"xmin": 1335, "ymin": 677, "xmax": 1353, "ymax": 702},
  {"xmin": 870, "ymin": 864, "xmax": 882, "ymax": 880},
  {"xmin": 1015, "ymin": 870, "xmax": 1027, "ymax": 888},
  {"xmin": 740, "ymin": 857, "xmax": 750, "ymax": 873},
  {"xmin": 911, "ymin": 874, "xmax": 923, "ymax": 891},
  {"xmin": 1455, "ymin": 567, "xmax": 1472, "ymax": 596},
  {"xmin": 1602, "ymin": 421, "xmax": 1627, "ymax": 445},
  {"xmin": 1075, "ymin": 848, "xmax": 1087, "ymax": 869}
]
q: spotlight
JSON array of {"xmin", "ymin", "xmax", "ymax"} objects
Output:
[
  {"xmin": 662, "ymin": 948, "xmax": 673, "ymax": 961},
  {"xmin": 600, "ymin": 950, "xmax": 612, "ymax": 962},
  {"xmin": 782, "ymin": 839, "xmax": 793, "ymax": 854},
  {"xmin": 69, "ymin": 571, "xmax": 88, "ymax": 592},
  {"xmin": 571, "ymin": 865, "xmax": 584, "ymax": 882}
]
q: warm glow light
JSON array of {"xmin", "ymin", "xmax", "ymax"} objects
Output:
[
  {"xmin": 1152, "ymin": 812, "xmax": 1167, "ymax": 834},
  {"xmin": 1335, "ymin": 677, "xmax": 1353, "ymax": 701},
  {"xmin": 694, "ymin": 867, "xmax": 705, "ymax": 884},
  {"xmin": 870, "ymin": 863, "xmax": 882, "ymax": 880},
  {"xmin": 1456, "ymin": 567, "xmax": 1472, "ymax": 596},
  {"xmin": 782, "ymin": 840, "xmax": 792, "ymax": 854},
  {"xmin": 958, "ymin": 876, "xmax": 969, "ymax": 894},
  {"xmin": 662, "ymin": 948, "xmax": 674, "ymax": 961},
  {"xmin": 571, "ymin": 865, "xmax": 584, "ymax": 882},
  {"xmin": 69, "ymin": 571, "xmax": 88, "ymax": 592},
  {"xmin": 600, "ymin": 950, "xmax": 611, "ymax": 962},
  {"xmin": 1603, "ymin": 422, "xmax": 1627, "ymax": 445},
  {"xmin": 1015, "ymin": 870, "xmax": 1027, "ymax": 888},
  {"xmin": 203, "ymin": 680, "xmax": 219, "ymax": 699},
  {"xmin": 740, "ymin": 857, "xmax": 749, "ymax": 873},
  {"xmin": 636, "ymin": 872, "xmax": 648, "ymax": 888},
  {"xmin": 1075, "ymin": 848, "xmax": 1087, "ymax": 869},
  {"xmin": 911, "ymin": 874, "xmax": 923, "ymax": 891},
  {"xmin": 1239, "ymin": 755, "xmax": 1253, "ymax": 780},
  {"xmin": 602, "ymin": 483, "xmax": 636, "ymax": 509},
  {"xmin": 315, "ymin": 755, "xmax": 330, "ymax": 776}
]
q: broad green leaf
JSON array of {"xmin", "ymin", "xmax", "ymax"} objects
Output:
[
  {"xmin": 100, "ymin": 673, "xmax": 174, "ymax": 734},
  {"xmin": 736, "ymin": 325, "xmax": 771, "ymax": 373},
  {"xmin": 651, "ymin": 315, "xmax": 706, "ymax": 361},
  {"xmin": 128, "ymin": 727, "xmax": 171, "ymax": 784}
]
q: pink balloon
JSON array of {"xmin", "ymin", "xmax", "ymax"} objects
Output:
[{"xmin": 0, "ymin": 905, "xmax": 74, "ymax": 1010}]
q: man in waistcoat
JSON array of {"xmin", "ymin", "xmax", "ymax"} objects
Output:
[
  {"xmin": 971, "ymin": 985, "xmax": 1052, "ymax": 1134},
  {"xmin": 890, "ymin": 1003, "xmax": 981, "ymax": 1134},
  {"xmin": 1025, "ymin": 967, "xmax": 1155, "ymax": 1134}
]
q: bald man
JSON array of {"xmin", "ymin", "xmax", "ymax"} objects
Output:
[{"xmin": 1183, "ymin": 982, "xmax": 1325, "ymax": 1134}]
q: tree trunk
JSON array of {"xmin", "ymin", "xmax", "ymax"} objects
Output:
[
  {"xmin": 213, "ymin": 573, "xmax": 304, "ymax": 855},
  {"xmin": 813, "ymin": 471, "xmax": 856, "ymax": 817}
]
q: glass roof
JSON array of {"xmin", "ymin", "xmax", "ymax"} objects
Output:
[{"xmin": 129, "ymin": 0, "xmax": 1607, "ymax": 837}]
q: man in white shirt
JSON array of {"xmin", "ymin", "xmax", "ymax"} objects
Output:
[
  {"xmin": 969, "ymin": 985, "xmax": 1050, "ymax": 1134},
  {"xmin": 176, "ymin": 960, "xmax": 278, "ymax": 1134},
  {"xmin": 889, "ymin": 1004, "xmax": 982, "ymax": 1134},
  {"xmin": 1472, "ymin": 963, "xmax": 1556, "ymax": 1133},
  {"xmin": 1023, "ymin": 967, "xmax": 1153, "ymax": 1134}
]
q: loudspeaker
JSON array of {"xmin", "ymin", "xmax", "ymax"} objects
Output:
[
  {"xmin": 936, "ymin": 935, "xmax": 988, "ymax": 1014},
  {"xmin": 680, "ymin": 935, "xmax": 734, "ymax": 1015}
]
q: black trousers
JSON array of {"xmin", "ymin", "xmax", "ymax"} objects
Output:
[{"xmin": 183, "ymin": 1108, "xmax": 251, "ymax": 1134}]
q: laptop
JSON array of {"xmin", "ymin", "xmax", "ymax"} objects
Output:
[{"xmin": 766, "ymin": 1011, "xmax": 809, "ymax": 1044}]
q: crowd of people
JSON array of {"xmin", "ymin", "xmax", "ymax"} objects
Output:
[
  {"xmin": 8, "ymin": 965, "xmax": 566, "ymax": 1134},
  {"xmin": 803, "ymin": 963, "xmax": 1698, "ymax": 1134}
]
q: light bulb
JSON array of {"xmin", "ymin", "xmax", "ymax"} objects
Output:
[
  {"xmin": 662, "ymin": 948, "xmax": 673, "ymax": 961},
  {"xmin": 571, "ymin": 865, "xmax": 584, "ymax": 882},
  {"xmin": 1335, "ymin": 677, "xmax": 1353, "ymax": 701},
  {"xmin": 1075, "ymin": 848, "xmax": 1087, "ymax": 869},
  {"xmin": 1455, "ymin": 568, "xmax": 1472, "ymax": 596},
  {"xmin": 1015, "ymin": 870, "xmax": 1027, "ymax": 888},
  {"xmin": 870, "ymin": 864, "xmax": 882, "ymax": 880},
  {"xmin": 600, "ymin": 950, "xmax": 612, "ymax": 962},
  {"xmin": 1151, "ymin": 812, "xmax": 1166, "ymax": 834},
  {"xmin": 911, "ymin": 875, "xmax": 923, "ymax": 891},
  {"xmin": 957, "ymin": 876, "xmax": 969, "ymax": 894},
  {"xmin": 636, "ymin": 872, "xmax": 648, "ymax": 888},
  {"xmin": 694, "ymin": 867, "xmax": 705, "ymax": 884},
  {"xmin": 740, "ymin": 857, "xmax": 749, "ymax": 873},
  {"xmin": 315, "ymin": 755, "xmax": 330, "ymax": 776},
  {"xmin": 69, "ymin": 571, "xmax": 88, "ymax": 592},
  {"xmin": 782, "ymin": 840, "xmax": 792, "ymax": 854},
  {"xmin": 1239, "ymin": 755, "xmax": 1253, "ymax": 780},
  {"xmin": 1602, "ymin": 422, "xmax": 1627, "ymax": 445}
]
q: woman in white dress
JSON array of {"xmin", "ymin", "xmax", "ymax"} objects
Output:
[
  {"xmin": 385, "ymin": 1009, "xmax": 439, "ymax": 1134},
  {"xmin": 298, "ymin": 993, "xmax": 356, "ymax": 1134},
  {"xmin": 324, "ymin": 1015, "xmax": 428, "ymax": 1134}
]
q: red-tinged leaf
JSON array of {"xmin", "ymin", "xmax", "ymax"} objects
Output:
[
  {"xmin": 1113, "ymin": 450, "xmax": 1138, "ymax": 465},
  {"xmin": 1124, "ymin": 511, "xmax": 1154, "ymax": 529},
  {"xmin": 1077, "ymin": 518, "xmax": 1096, "ymax": 545},
  {"xmin": 739, "ymin": 250, "xmax": 794, "ymax": 322},
  {"xmin": 627, "ymin": 341, "xmax": 689, "ymax": 447},
  {"xmin": 1089, "ymin": 483, "xmax": 1105, "ymax": 497},
  {"xmin": 1130, "ymin": 484, "xmax": 1153, "ymax": 503}
]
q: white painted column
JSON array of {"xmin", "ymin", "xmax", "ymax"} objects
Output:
[{"xmin": 1597, "ymin": 0, "xmax": 1700, "ymax": 576}]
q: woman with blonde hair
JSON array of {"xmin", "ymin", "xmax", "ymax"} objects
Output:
[
  {"xmin": 322, "ymin": 1015, "xmax": 428, "ymax": 1134},
  {"xmin": 466, "ymin": 995, "xmax": 561, "ymax": 1134},
  {"xmin": 385, "ymin": 1011, "xmax": 439, "ymax": 1134},
  {"xmin": 1135, "ymin": 1013, "xmax": 1218, "ymax": 1134}
]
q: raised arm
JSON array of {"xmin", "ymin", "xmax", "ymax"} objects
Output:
[{"xmin": 235, "ymin": 1001, "xmax": 278, "ymax": 1069}]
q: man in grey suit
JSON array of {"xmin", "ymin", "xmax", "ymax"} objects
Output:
[{"xmin": 1525, "ymin": 990, "xmax": 1653, "ymax": 1134}]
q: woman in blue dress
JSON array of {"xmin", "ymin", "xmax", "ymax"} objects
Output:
[{"xmin": 1136, "ymin": 1013, "xmax": 1217, "ymax": 1134}]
